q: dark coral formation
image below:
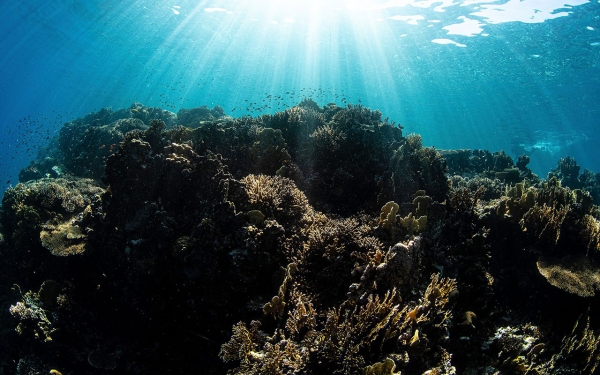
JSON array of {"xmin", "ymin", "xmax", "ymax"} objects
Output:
[
  {"xmin": 442, "ymin": 148, "xmax": 536, "ymax": 184},
  {"xmin": 1, "ymin": 101, "xmax": 600, "ymax": 374}
]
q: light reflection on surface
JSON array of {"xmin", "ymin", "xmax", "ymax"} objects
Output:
[{"xmin": 187, "ymin": 0, "xmax": 591, "ymax": 43}]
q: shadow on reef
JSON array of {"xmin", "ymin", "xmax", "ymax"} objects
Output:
[{"xmin": 1, "ymin": 100, "xmax": 600, "ymax": 374}]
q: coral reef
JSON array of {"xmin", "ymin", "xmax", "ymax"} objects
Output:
[
  {"xmin": 441, "ymin": 149, "xmax": 537, "ymax": 185},
  {"xmin": 0, "ymin": 100, "xmax": 599, "ymax": 375},
  {"xmin": 548, "ymin": 156, "xmax": 600, "ymax": 204},
  {"xmin": 0, "ymin": 177, "xmax": 103, "ymax": 254},
  {"xmin": 177, "ymin": 104, "xmax": 227, "ymax": 127}
]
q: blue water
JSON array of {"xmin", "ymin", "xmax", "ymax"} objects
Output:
[{"xmin": 1, "ymin": 0, "xmax": 600, "ymax": 194}]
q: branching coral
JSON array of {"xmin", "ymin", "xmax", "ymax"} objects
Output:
[
  {"xmin": 552, "ymin": 312, "xmax": 600, "ymax": 374},
  {"xmin": 311, "ymin": 123, "xmax": 347, "ymax": 152},
  {"xmin": 553, "ymin": 156, "xmax": 582, "ymax": 189},
  {"xmin": 40, "ymin": 219, "xmax": 87, "ymax": 256},
  {"xmin": 490, "ymin": 175, "xmax": 600, "ymax": 258},
  {"xmin": 9, "ymin": 285, "xmax": 57, "ymax": 342},
  {"xmin": 285, "ymin": 290, "xmax": 317, "ymax": 340},
  {"xmin": 219, "ymin": 320, "xmax": 307, "ymax": 375},
  {"xmin": 406, "ymin": 133, "xmax": 423, "ymax": 150},
  {"xmin": 221, "ymin": 273, "xmax": 457, "ymax": 375},
  {"xmin": 310, "ymin": 289, "xmax": 408, "ymax": 373},
  {"xmin": 448, "ymin": 186, "xmax": 484, "ymax": 213},
  {"xmin": 263, "ymin": 263, "xmax": 297, "ymax": 319},
  {"xmin": 520, "ymin": 203, "xmax": 569, "ymax": 247},
  {"xmin": 262, "ymin": 106, "xmax": 325, "ymax": 159},
  {"xmin": 219, "ymin": 320, "xmax": 264, "ymax": 364},
  {"xmin": 241, "ymin": 174, "xmax": 310, "ymax": 223},
  {"xmin": 504, "ymin": 182, "xmax": 537, "ymax": 219}
]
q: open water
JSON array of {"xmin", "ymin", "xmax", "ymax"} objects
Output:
[{"xmin": 1, "ymin": 0, "xmax": 600, "ymax": 193}]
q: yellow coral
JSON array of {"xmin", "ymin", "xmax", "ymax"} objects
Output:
[
  {"xmin": 40, "ymin": 220, "xmax": 87, "ymax": 256},
  {"xmin": 363, "ymin": 358, "xmax": 397, "ymax": 375},
  {"xmin": 557, "ymin": 313, "xmax": 600, "ymax": 374},
  {"xmin": 263, "ymin": 263, "xmax": 297, "ymax": 319},
  {"xmin": 413, "ymin": 191, "xmax": 432, "ymax": 217},
  {"xmin": 536, "ymin": 256, "xmax": 600, "ymax": 297},
  {"xmin": 380, "ymin": 201, "xmax": 399, "ymax": 230},
  {"xmin": 399, "ymin": 213, "xmax": 427, "ymax": 234}
]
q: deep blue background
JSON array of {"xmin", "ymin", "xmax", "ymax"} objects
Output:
[{"xmin": 2, "ymin": 0, "xmax": 599, "ymax": 195}]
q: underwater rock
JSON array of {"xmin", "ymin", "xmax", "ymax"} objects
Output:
[
  {"xmin": 494, "ymin": 167, "xmax": 521, "ymax": 184},
  {"xmin": 87, "ymin": 348, "xmax": 118, "ymax": 370},
  {"xmin": 177, "ymin": 105, "xmax": 227, "ymax": 127},
  {"xmin": 246, "ymin": 209, "xmax": 265, "ymax": 225},
  {"xmin": 413, "ymin": 190, "xmax": 432, "ymax": 217},
  {"xmin": 59, "ymin": 117, "xmax": 148, "ymax": 179},
  {"xmin": 129, "ymin": 102, "xmax": 177, "ymax": 127},
  {"xmin": 442, "ymin": 148, "xmax": 536, "ymax": 184},
  {"xmin": 103, "ymin": 124, "xmax": 233, "ymax": 239},
  {"xmin": 390, "ymin": 135, "xmax": 448, "ymax": 204},
  {"xmin": 248, "ymin": 127, "xmax": 291, "ymax": 175}
]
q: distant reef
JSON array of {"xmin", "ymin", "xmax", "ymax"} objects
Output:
[{"xmin": 1, "ymin": 100, "xmax": 600, "ymax": 374}]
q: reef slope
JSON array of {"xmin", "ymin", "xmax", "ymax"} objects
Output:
[{"xmin": 1, "ymin": 100, "xmax": 600, "ymax": 374}]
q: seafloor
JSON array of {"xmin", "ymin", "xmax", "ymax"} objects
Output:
[{"xmin": 1, "ymin": 100, "xmax": 600, "ymax": 375}]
